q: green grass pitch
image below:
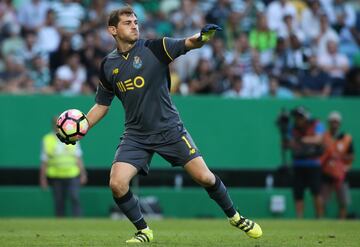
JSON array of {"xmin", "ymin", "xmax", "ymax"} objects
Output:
[{"xmin": 1, "ymin": 219, "xmax": 360, "ymax": 247}]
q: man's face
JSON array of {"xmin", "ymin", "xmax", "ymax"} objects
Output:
[
  {"xmin": 109, "ymin": 14, "xmax": 139, "ymax": 43},
  {"xmin": 294, "ymin": 115, "xmax": 306, "ymax": 128},
  {"xmin": 327, "ymin": 41, "xmax": 337, "ymax": 54},
  {"xmin": 329, "ymin": 120, "xmax": 340, "ymax": 132}
]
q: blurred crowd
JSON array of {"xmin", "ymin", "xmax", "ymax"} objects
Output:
[{"xmin": 1, "ymin": 0, "xmax": 360, "ymax": 98}]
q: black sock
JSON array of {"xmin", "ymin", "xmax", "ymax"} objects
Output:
[
  {"xmin": 205, "ymin": 175, "xmax": 237, "ymax": 218},
  {"xmin": 113, "ymin": 190, "xmax": 147, "ymax": 230}
]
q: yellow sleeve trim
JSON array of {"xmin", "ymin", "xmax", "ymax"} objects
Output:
[
  {"xmin": 181, "ymin": 136, "xmax": 192, "ymax": 149},
  {"xmin": 162, "ymin": 37, "xmax": 173, "ymax": 61}
]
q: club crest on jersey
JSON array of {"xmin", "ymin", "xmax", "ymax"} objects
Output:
[{"xmin": 133, "ymin": 56, "xmax": 142, "ymax": 69}]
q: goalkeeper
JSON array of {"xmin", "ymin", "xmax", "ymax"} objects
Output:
[{"xmin": 57, "ymin": 6, "xmax": 262, "ymax": 243}]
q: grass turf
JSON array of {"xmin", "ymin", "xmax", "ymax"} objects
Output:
[{"xmin": 0, "ymin": 218, "xmax": 360, "ymax": 247}]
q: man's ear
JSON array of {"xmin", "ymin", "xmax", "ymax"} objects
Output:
[{"xmin": 108, "ymin": 26, "xmax": 117, "ymax": 36}]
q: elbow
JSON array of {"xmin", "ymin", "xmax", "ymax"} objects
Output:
[{"xmin": 96, "ymin": 103, "xmax": 110, "ymax": 114}]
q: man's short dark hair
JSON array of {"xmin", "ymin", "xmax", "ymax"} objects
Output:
[
  {"xmin": 292, "ymin": 106, "xmax": 309, "ymax": 119},
  {"xmin": 108, "ymin": 6, "xmax": 137, "ymax": 27}
]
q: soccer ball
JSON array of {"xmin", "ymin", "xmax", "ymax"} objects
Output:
[{"xmin": 56, "ymin": 109, "xmax": 89, "ymax": 142}]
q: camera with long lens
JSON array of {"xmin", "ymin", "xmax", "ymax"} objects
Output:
[
  {"xmin": 276, "ymin": 107, "xmax": 323, "ymax": 160},
  {"xmin": 276, "ymin": 108, "xmax": 290, "ymax": 141}
]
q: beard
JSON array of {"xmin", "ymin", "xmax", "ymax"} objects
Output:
[{"xmin": 119, "ymin": 32, "xmax": 139, "ymax": 44}]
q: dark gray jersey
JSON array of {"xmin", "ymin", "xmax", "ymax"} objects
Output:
[{"xmin": 95, "ymin": 38, "xmax": 188, "ymax": 135}]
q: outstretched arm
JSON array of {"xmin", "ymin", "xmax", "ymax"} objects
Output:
[
  {"xmin": 86, "ymin": 103, "xmax": 109, "ymax": 129},
  {"xmin": 146, "ymin": 24, "xmax": 221, "ymax": 64},
  {"xmin": 185, "ymin": 33, "xmax": 206, "ymax": 50},
  {"xmin": 185, "ymin": 24, "xmax": 222, "ymax": 50}
]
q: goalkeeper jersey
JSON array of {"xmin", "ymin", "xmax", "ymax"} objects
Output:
[{"xmin": 95, "ymin": 38, "xmax": 188, "ymax": 135}]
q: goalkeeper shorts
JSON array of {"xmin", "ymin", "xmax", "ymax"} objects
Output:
[{"xmin": 112, "ymin": 124, "xmax": 201, "ymax": 175}]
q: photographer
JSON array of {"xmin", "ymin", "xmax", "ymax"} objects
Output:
[
  {"xmin": 282, "ymin": 106, "xmax": 325, "ymax": 218},
  {"xmin": 321, "ymin": 111, "xmax": 354, "ymax": 219}
]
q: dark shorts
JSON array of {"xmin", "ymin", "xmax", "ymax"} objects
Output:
[
  {"xmin": 293, "ymin": 166, "xmax": 322, "ymax": 200},
  {"xmin": 113, "ymin": 124, "xmax": 201, "ymax": 175}
]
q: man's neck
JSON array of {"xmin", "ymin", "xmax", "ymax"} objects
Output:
[{"xmin": 117, "ymin": 40, "xmax": 136, "ymax": 53}]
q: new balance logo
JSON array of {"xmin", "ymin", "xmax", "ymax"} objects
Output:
[{"xmin": 112, "ymin": 68, "xmax": 119, "ymax": 75}]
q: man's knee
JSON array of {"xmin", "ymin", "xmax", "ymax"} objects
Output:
[
  {"xmin": 195, "ymin": 172, "xmax": 216, "ymax": 187},
  {"xmin": 109, "ymin": 162, "xmax": 138, "ymax": 197},
  {"xmin": 109, "ymin": 176, "xmax": 130, "ymax": 197}
]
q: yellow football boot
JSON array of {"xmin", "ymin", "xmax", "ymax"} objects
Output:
[
  {"xmin": 229, "ymin": 212, "xmax": 262, "ymax": 239},
  {"xmin": 125, "ymin": 228, "xmax": 153, "ymax": 243}
]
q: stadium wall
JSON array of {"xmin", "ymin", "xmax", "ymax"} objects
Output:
[
  {"xmin": 0, "ymin": 94, "xmax": 359, "ymax": 170},
  {"xmin": 0, "ymin": 187, "xmax": 359, "ymax": 218}
]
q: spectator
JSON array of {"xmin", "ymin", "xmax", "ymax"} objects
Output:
[
  {"xmin": 19, "ymin": 30, "xmax": 43, "ymax": 67},
  {"xmin": 1, "ymin": 24, "xmax": 25, "ymax": 58},
  {"xmin": 266, "ymin": 0, "xmax": 297, "ymax": 32},
  {"xmin": 350, "ymin": 27, "xmax": 360, "ymax": 63},
  {"xmin": 242, "ymin": 58, "xmax": 269, "ymax": 98},
  {"xmin": 321, "ymin": 0, "xmax": 356, "ymax": 32},
  {"xmin": 0, "ymin": 55, "xmax": 32, "ymax": 93},
  {"xmin": 301, "ymin": 0, "xmax": 323, "ymax": 44},
  {"xmin": 318, "ymin": 40, "xmax": 350, "ymax": 95},
  {"xmin": 53, "ymin": 52, "xmax": 86, "ymax": 95},
  {"xmin": 205, "ymin": 37, "xmax": 230, "ymax": 71},
  {"xmin": 17, "ymin": 0, "xmax": 49, "ymax": 32},
  {"xmin": 343, "ymin": 68, "xmax": 360, "ymax": 96},
  {"xmin": 170, "ymin": 0, "xmax": 204, "ymax": 82},
  {"xmin": 298, "ymin": 55, "xmax": 331, "ymax": 97},
  {"xmin": 199, "ymin": 37, "xmax": 232, "ymax": 94},
  {"xmin": 285, "ymin": 34, "xmax": 307, "ymax": 71},
  {"xmin": 249, "ymin": 12, "xmax": 277, "ymax": 64},
  {"xmin": 223, "ymin": 11, "xmax": 242, "ymax": 50},
  {"xmin": 285, "ymin": 106, "xmax": 325, "ymax": 218},
  {"xmin": 278, "ymin": 14, "xmax": 305, "ymax": 43},
  {"xmin": 338, "ymin": 26, "xmax": 360, "ymax": 65},
  {"xmin": 0, "ymin": 51, "xmax": 4, "ymax": 73},
  {"xmin": 141, "ymin": 7, "xmax": 173, "ymax": 37},
  {"xmin": 314, "ymin": 14, "xmax": 339, "ymax": 56},
  {"xmin": 188, "ymin": 58, "xmax": 216, "ymax": 94},
  {"xmin": 222, "ymin": 75, "xmax": 245, "ymax": 98},
  {"xmin": 36, "ymin": 9, "xmax": 61, "ymax": 55},
  {"xmin": 229, "ymin": 33, "xmax": 255, "ymax": 75},
  {"xmin": 28, "ymin": 55, "xmax": 52, "ymax": 93},
  {"xmin": 237, "ymin": 0, "xmax": 265, "ymax": 33},
  {"xmin": 0, "ymin": 0, "xmax": 18, "ymax": 42},
  {"xmin": 51, "ymin": 0, "xmax": 85, "ymax": 34},
  {"xmin": 39, "ymin": 116, "xmax": 87, "ymax": 217},
  {"xmin": 49, "ymin": 36, "xmax": 75, "ymax": 77},
  {"xmin": 264, "ymin": 76, "xmax": 294, "ymax": 98},
  {"xmin": 205, "ymin": 0, "xmax": 232, "ymax": 28},
  {"xmin": 272, "ymin": 34, "xmax": 307, "ymax": 89},
  {"xmin": 269, "ymin": 37, "xmax": 289, "ymax": 80},
  {"xmin": 214, "ymin": 66, "xmax": 233, "ymax": 95},
  {"xmin": 321, "ymin": 111, "xmax": 354, "ymax": 219},
  {"xmin": 171, "ymin": 0, "xmax": 204, "ymax": 38},
  {"xmin": 80, "ymin": 32, "xmax": 106, "ymax": 93},
  {"xmin": 85, "ymin": 0, "xmax": 108, "ymax": 31}
]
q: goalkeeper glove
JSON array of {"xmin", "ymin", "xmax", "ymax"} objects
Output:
[
  {"xmin": 197, "ymin": 24, "xmax": 222, "ymax": 42},
  {"xmin": 56, "ymin": 133, "xmax": 76, "ymax": 145}
]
